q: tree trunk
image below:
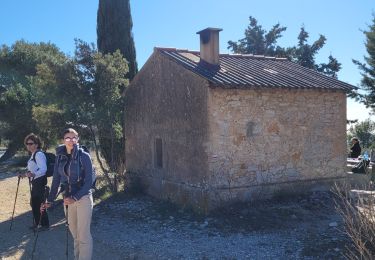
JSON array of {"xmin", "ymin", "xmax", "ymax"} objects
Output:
[
  {"xmin": 0, "ymin": 141, "xmax": 19, "ymax": 163},
  {"xmin": 89, "ymin": 126, "xmax": 116, "ymax": 191}
]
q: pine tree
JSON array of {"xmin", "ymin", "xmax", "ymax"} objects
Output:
[
  {"xmin": 35, "ymin": 39, "xmax": 129, "ymax": 191},
  {"xmin": 0, "ymin": 41, "xmax": 66, "ymax": 162},
  {"xmin": 292, "ymin": 26, "xmax": 326, "ymax": 69},
  {"xmin": 353, "ymin": 15, "xmax": 375, "ymax": 109},
  {"xmin": 227, "ymin": 16, "xmax": 287, "ymax": 57},
  {"xmin": 228, "ymin": 16, "xmax": 341, "ymax": 77},
  {"xmin": 97, "ymin": 0, "xmax": 137, "ymax": 80}
]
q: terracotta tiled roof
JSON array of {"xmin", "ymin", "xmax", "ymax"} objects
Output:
[{"xmin": 156, "ymin": 47, "xmax": 355, "ymax": 91}]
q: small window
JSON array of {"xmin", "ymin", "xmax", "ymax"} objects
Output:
[
  {"xmin": 246, "ymin": 121, "xmax": 255, "ymax": 138},
  {"xmin": 155, "ymin": 138, "xmax": 163, "ymax": 168}
]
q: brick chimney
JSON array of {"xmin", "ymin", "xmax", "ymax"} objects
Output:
[{"xmin": 196, "ymin": 27, "xmax": 222, "ymax": 66}]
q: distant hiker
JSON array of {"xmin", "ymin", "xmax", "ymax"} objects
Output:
[
  {"xmin": 42, "ymin": 128, "xmax": 94, "ymax": 260},
  {"xmin": 19, "ymin": 133, "xmax": 49, "ymax": 230},
  {"xmin": 349, "ymin": 137, "xmax": 361, "ymax": 158}
]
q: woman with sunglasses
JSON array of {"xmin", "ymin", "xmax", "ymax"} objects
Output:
[
  {"xmin": 43, "ymin": 128, "xmax": 94, "ymax": 260},
  {"xmin": 20, "ymin": 133, "xmax": 49, "ymax": 230}
]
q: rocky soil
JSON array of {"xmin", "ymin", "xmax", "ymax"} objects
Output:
[{"xmin": 0, "ymin": 159, "xmax": 352, "ymax": 259}]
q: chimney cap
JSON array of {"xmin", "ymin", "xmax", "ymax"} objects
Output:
[{"xmin": 196, "ymin": 27, "xmax": 223, "ymax": 35}]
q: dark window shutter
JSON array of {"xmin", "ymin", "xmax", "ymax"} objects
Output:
[{"xmin": 155, "ymin": 138, "xmax": 163, "ymax": 168}]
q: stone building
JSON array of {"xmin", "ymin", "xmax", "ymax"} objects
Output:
[{"xmin": 124, "ymin": 28, "xmax": 354, "ymax": 212}]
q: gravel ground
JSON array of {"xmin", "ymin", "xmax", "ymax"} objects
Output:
[
  {"xmin": 92, "ymin": 191, "xmax": 350, "ymax": 259},
  {"xmin": 0, "ymin": 160, "xmax": 352, "ymax": 259},
  {"xmin": 94, "ymin": 199, "xmax": 301, "ymax": 259}
]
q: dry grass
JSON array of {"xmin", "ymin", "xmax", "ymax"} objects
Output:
[
  {"xmin": 89, "ymin": 151, "xmax": 127, "ymax": 202},
  {"xmin": 333, "ymin": 183, "xmax": 375, "ymax": 259}
]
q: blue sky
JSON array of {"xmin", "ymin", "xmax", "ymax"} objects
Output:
[{"xmin": 1, "ymin": 0, "xmax": 374, "ymax": 122}]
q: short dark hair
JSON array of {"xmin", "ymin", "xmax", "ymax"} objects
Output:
[
  {"xmin": 62, "ymin": 128, "xmax": 79, "ymax": 138},
  {"xmin": 24, "ymin": 133, "xmax": 42, "ymax": 149}
]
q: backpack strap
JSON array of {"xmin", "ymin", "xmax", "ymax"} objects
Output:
[
  {"xmin": 77, "ymin": 148, "xmax": 82, "ymax": 182},
  {"xmin": 32, "ymin": 150, "xmax": 43, "ymax": 162},
  {"xmin": 31, "ymin": 150, "xmax": 43, "ymax": 181}
]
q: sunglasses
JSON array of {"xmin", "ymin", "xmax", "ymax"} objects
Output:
[
  {"xmin": 26, "ymin": 142, "xmax": 35, "ymax": 146},
  {"xmin": 64, "ymin": 136, "xmax": 79, "ymax": 142}
]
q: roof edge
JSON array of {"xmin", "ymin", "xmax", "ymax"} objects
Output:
[{"xmin": 155, "ymin": 47, "xmax": 288, "ymax": 60}]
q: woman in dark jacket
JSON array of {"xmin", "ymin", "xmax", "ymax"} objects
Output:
[
  {"xmin": 350, "ymin": 137, "xmax": 361, "ymax": 158},
  {"xmin": 43, "ymin": 128, "xmax": 93, "ymax": 260}
]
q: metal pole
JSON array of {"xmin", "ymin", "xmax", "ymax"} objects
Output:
[
  {"xmin": 29, "ymin": 177, "xmax": 36, "ymax": 233},
  {"xmin": 31, "ymin": 211, "xmax": 43, "ymax": 260},
  {"xmin": 31, "ymin": 185, "xmax": 49, "ymax": 260},
  {"xmin": 65, "ymin": 205, "xmax": 69, "ymax": 260},
  {"xmin": 9, "ymin": 176, "xmax": 21, "ymax": 231}
]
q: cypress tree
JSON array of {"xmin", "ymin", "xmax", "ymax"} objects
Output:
[
  {"xmin": 97, "ymin": 0, "xmax": 136, "ymax": 180},
  {"xmin": 97, "ymin": 0, "xmax": 137, "ymax": 80}
]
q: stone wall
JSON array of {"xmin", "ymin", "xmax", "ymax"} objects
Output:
[
  {"xmin": 206, "ymin": 88, "xmax": 347, "ymax": 207},
  {"xmin": 125, "ymin": 50, "xmax": 348, "ymax": 212},
  {"xmin": 125, "ymin": 51, "xmax": 210, "ymax": 210}
]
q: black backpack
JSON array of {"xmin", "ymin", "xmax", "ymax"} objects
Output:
[
  {"xmin": 32, "ymin": 150, "xmax": 56, "ymax": 177},
  {"xmin": 352, "ymin": 160, "xmax": 367, "ymax": 174}
]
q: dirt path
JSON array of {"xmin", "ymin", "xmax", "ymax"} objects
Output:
[
  {"xmin": 0, "ymin": 165, "xmax": 123, "ymax": 260},
  {"xmin": 1, "ymin": 161, "xmax": 352, "ymax": 259}
]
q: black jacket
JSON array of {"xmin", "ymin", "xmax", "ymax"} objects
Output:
[{"xmin": 350, "ymin": 142, "xmax": 361, "ymax": 158}]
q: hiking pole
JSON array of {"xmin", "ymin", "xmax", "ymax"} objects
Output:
[
  {"xmin": 31, "ymin": 186, "xmax": 50, "ymax": 260},
  {"xmin": 9, "ymin": 175, "xmax": 21, "ymax": 231},
  {"xmin": 29, "ymin": 177, "xmax": 36, "ymax": 234},
  {"xmin": 31, "ymin": 186, "xmax": 49, "ymax": 260},
  {"xmin": 65, "ymin": 205, "xmax": 69, "ymax": 260}
]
